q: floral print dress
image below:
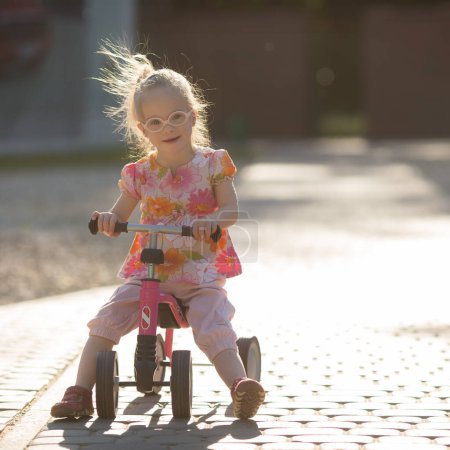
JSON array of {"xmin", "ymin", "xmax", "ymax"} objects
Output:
[{"xmin": 117, "ymin": 147, "xmax": 242, "ymax": 284}]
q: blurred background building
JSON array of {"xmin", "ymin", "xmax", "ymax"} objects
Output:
[{"xmin": 0, "ymin": 0, "xmax": 449, "ymax": 155}]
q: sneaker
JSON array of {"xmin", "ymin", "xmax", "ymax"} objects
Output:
[
  {"xmin": 50, "ymin": 385, "xmax": 94, "ymax": 418},
  {"xmin": 231, "ymin": 377, "xmax": 265, "ymax": 419}
]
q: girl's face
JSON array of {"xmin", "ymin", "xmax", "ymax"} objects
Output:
[{"xmin": 137, "ymin": 86, "xmax": 196, "ymax": 155}]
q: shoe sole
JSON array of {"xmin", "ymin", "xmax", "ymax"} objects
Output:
[
  {"xmin": 233, "ymin": 382, "xmax": 266, "ymax": 419},
  {"xmin": 50, "ymin": 405, "xmax": 94, "ymax": 419}
]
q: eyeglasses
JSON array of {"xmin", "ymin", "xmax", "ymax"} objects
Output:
[{"xmin": 141, "ymin": 110, "xmax": 193, "ymax": 133}]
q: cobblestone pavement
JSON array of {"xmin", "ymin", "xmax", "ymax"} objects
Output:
[{"xmin": 2, "ymin": 139, "xmax": 450, "ymax": 449}]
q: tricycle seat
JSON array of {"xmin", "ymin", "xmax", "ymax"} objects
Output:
[{"xmin": 158, "ymin": 296, "xmax": 189, "ymax": 329}]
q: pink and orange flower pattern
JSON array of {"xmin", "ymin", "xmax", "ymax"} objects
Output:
[{"xmin": 117, "ymin": 148, "xmax": 242, "ymax": 283}]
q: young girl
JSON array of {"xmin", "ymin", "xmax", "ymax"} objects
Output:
[{"xmin": 51, "ymin": 42, "xmax": 265, "ymax": 420}]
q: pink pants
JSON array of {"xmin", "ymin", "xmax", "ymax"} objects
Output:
[{"xmin": 87, "ymin": 278, "xmax": 237, "ymax": 361}]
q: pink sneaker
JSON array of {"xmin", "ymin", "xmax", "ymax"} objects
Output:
[
  {"xmin": 50, "ymin": 386, "xmax": 94, "ymax": 418},
  {"xmin": 231, "ymin": 377, "xmax": 265, "ymax": 419}
]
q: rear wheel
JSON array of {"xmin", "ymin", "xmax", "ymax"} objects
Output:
[
  {"xmin": 170, "ymin": 350, "xmax": 192, "ymax": 418},
  {"xmin": 96, "ymin": 351, "xmax": 119, "ymax": 418},
  {"xmin": 237, "ymin": 337, "xmax": 262, "ymax": 381}
]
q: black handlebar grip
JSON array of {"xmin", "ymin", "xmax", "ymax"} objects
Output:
[
  {"xmin": 182, "ymin": 225, "xmax": 222, "ymax": 242},
  {"xmin": 88, "ymin": 218, "xmax": 98, "ymax": 235},
  {"xmin": 89, "ymin": 218, "xmax": 128, "ymax": 235}
]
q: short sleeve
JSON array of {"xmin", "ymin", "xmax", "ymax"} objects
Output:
[
  {"xmin": 210, "ymin": 149, "xmax": 237, "ymax": 185},
  {"xmin": 118, "ymin": 163, "xmax": 141, "ymax": 199}
]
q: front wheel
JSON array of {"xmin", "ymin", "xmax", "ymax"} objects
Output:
[
  {"xmin": 170, "ymin": 350, "xmax": 192, "ymax": 418},
  {"xmin": 151, "ymin": 334, "xmax": 166, "ymax": 394},
  {"xmin": 96, "ymin": 351, "xmax": 119, "ymax": 418},
  {"xmin": 237, "ymin": 337, "xmax": 262, "ymax": 381}
]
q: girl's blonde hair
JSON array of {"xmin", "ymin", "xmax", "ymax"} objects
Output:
[{"xmin": 97, "ymin": 40, "xmax": 211, "ymax": 157}]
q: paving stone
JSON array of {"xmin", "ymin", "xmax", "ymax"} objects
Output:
[
  {"xmin": 360, "ymin": 421, "xmax": 412, "ymax": 430},
  {"xmin": 48, "ymin": 419, "xmax": 128, "ymax": 431},
  {"xmin": 0, "ymin": 394, "xmax": 35, "ymax": 403},
  {"xmin": 287, "ymin": 401, "xmax": 341, "ymax": 410},
  {"xmin": 39, "ymin": 429, "xmax": 95, "ymax": 437},
  {"xmin": 215, "ymin": 434, "xmax": 289, "ymax": 444},
  {"xmin": 202, "ymin": 414, "xmax": 275, "ymax": 423},
  {"xmin": 30, "ymin": 435, "xmax": 116, "ymax": 445},
  {"xmin": 318, "ymin": 444, "xmax": 360, "ymax": 450},
  {"xmin": 253, "ymin": 421, "xmax": 312, "ymax": 429},
  {"xmin": 29, "ymin": 436, "xmax": 69, "ymax": 445},
  {"xmin": 319, "ymin": 408, "xmax": 370, "ymax": 417},
  {"xmin": 0, "ymin": 401, "xmax": 33, "ymax": 410},
  {"xmin": 292, "ymin": 434, "xmax": 374, "ymax": 444},
  {"xmin": 365, "ymin": 443, "xmax": 447, "ymax": 450},
  {"xmin": 349, "ymin": 427, "xmax": 401, "ymax": 437},
  {"xmin": 398, "ymin": 402, "xmax": 450, "ymax": 411},
  {"xmin": 373, "ymin": 409, "xmax": 446, "ymax": 418},
  {"xmin": 261, "ymin": 444, "xmax": 315, "ymax": 450},
  {"xmin": 0, "ymin": 417, "xmax": 12, "ymax": 426},
  {"xmin": 393, "ymin": 390, "xmax": 428, "ymax": 398},
  {"xmin": 101, "ymin": 428, "xmax": 131, "ymax": 436},
  {"xmin": 195, "ymin": 422, "xmax": 260, "ymax": 438},
  {"xmin": 82, "ymin": 445, "xmax": 143, "ymax": 450},
  {"xmin": 377, "ymin": 436, "xmax": 432, "ymax": 443},
  {"xmin": 336, "ymin": 416, "xmax": 383, "ymax": 423},
  {"xmin": 423, "ymin": 416, "xmax": 450, "ymax": 423},
  {"xmin": 417, "ymin": 421, "xmax": 450, "ymax": 429},
  {"xmin": 326, "ymin": 389, "xmax": 389, "ymax": 397},
  {"xmin": 265, "ymin": 427, "xmax": 345, "ymax": 436},
  {"xmin": 293, "ymin": 395, "xmax": 366, "ymax": 403},
  {"xmin": 257, "ymin": 407, "xmax": 291, "ymax": 416},
  {"xmin": 283, "ymin": 414, "xmax": 328, "ymax": 422},
  {"xmin": 28, "ymin": 446, "xmax": 81, "ymax": 450},
  {"xmin": 264, "ymin": 395, "xmax": 298, "ymax": 403},
  {"xmin": 370, "ymin": 395, "xmax": 417, "ymax": 404},
  {"xmin": 287, "ymin": 409, "xmax": 317, "ymax": 415},
  {"xmin": 343, "ymin": 402, "xmax": 393, "ymax": 410},
  {"xmin": 405, "ymin": 428, "xmax": 450, "ymax": 438},
  {"xmin": 385, "ymin": 416, "xmax": 425, "ymax": 424},
  {"xmin": 431, "ymin": 389, "xmax": 450, "ymax": 398},
  {"xmin": 304, "ymin": 421, "xmax": 357, "ymax": 430},
  {"xmin": 206, "ymin": 444, "xmax": 258, "ymax": 450}
]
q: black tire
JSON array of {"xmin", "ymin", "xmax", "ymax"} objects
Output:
[
  {"xmin": 170, "ymin": 350, "xmax": 192, "ymax": 418},
  {"xmin": 237, "ymin": 337, "xmax": 262, "ymax": 381},
  {"xmin": 151, "ymin": 334, "xmax": 166, "ymax": 394},
  {"xmin": 96, "ymin": 351, "xmax": 119, "ymax": 419}
]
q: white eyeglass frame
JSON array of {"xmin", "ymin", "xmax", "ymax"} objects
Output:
[{"xmin": 141, "ymin": 109, "xmax": 193, "ymax": 133}]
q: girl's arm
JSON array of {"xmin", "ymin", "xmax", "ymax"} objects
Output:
[
  {"xmin": 192, "ymin": 180, "xmax": 239, "ymax": 241},
  {"xmin": 91, "ymin": 192, "xmax": 139, "ymax": 237}
]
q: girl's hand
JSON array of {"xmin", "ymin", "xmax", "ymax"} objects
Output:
[
  {"xmin": 192, "ymin": 219, "xmax": 218, "ymax": 241},
  {"xmin": 91, "ymin": 211, "xmax": 120, "ymax": 237}
]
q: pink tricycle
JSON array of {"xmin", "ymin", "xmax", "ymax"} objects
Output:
[{"xmin": 89, "ymin": 219, "xmax": 262, "ymax": 419}]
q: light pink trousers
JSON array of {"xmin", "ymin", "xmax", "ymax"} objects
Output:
[{"xmin": 87, "ymin": 279, "xmax": 238, "ymax": 362}]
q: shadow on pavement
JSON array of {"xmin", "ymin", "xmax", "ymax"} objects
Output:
[
  {"xmin": 48, "ymin": 412, "xmax": 262, "ymax": 450},
  {"xmin": 122, "ymin": 393, "xmax": 162, "ymax": 415}
]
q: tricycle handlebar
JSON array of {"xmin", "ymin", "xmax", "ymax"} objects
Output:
[{"xmin": 88, "ymin": 218, "xmax": 221, "ymax": 242}]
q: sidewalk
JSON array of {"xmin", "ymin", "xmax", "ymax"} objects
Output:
[
  {"xmin": 0, "ymin": 287, "xmax": 114, "ymax": 435},
  {"xmin": 2, "ymin": 139, "xmax": 450, "ymax": 449}
]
